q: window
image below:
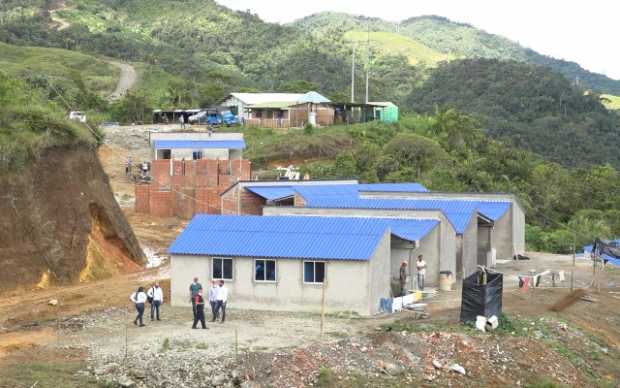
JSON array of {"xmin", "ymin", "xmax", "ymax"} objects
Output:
[
  {"xmin": 192, "ymin": 150, "xmax": 203, "ymax": 160},
  {"xmin": 255, "ymin": 259, "xmax": 276, "ymax": 282},
  {"xmin": 159, "ymin": 149, "xmax": 171, "ymax": 160},
  {"xmin": 212, "ymin": 258, "xmax": 233, "ymax": 280},
  {"xmin": 304, "ymin": 261, "xmax": 325, "ymax": 284}
]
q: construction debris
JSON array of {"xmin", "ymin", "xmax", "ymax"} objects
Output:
[
  {"xmin": 580, "ymin": 295, "xmax": 598, "ymax": 303},
  {"xmin": 449, "ymin": 363, "xmax": 466, "ymax": 375},
  {"xmin": 549, "ymin": 289, "xmax": 587, "ymax": 312}
]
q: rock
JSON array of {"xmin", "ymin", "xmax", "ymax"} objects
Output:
[
  {"xmin": 130, "ymin": 369, "xmax": 146, "ymax": 380},
  {"xmin": 48, "ymin": 299, "xmax": 58, "ymax": 306},
  {"xmin": 212, "ymin": 374, "xmax": 227, "ymax": 386},
  {"xmin": 449, "ymin": 363, "xmax": 466, "ymax": 375},
  {"xmin": 94, "ymin": 363, "xmax": 119, "ymax": 376},
  {"xmin": 118, "ymin": 376, "xmax": 136, "ymax": 387},
  {"xmin": 432, "ymin": 360, "xmax": 443, "ymax": 369}
]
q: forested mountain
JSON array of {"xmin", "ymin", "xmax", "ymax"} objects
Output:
[
  {"xmin": 1, "ymin": 1, "xmax": 619, "ymax": 168},
  {"xmin": 408, "ymin": 59, "xmax": 620, "ymax": 168},
  {"xmin": 293, "ymin": 13, "xmax": 620, "ymax": 95}
]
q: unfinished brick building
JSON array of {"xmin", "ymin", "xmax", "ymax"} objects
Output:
[{"xmin": 135, "ymin": 134, "xmax": 251, "ymax": 218}]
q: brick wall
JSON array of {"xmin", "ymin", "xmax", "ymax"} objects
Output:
[
  {"xmin": 149, "ymin": 190, "xmax": 174, "ymax": 217},
  {"xmin": 136, "ymin": 157, "xmax": 251, "ymax": 218},
  {"xmin": 221, "ymin": 186, "xmax": 238, "ymax": 215},
  {"xmin": 240, "ymin": 189, "xmax": 264, "ymax": 215},
  {"xmin": 294, "ymin": 193, "xmax": 306, "ymax": 207},
  {"xmin": 151, "ymin": 160, "xmax": 171, "ymax": 189},
  {"xmin": 135, "ymin": 184, "xmax": 150, "ymax": 213}
]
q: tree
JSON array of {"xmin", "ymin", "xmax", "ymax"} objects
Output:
[{"xmin": 382, "ymin": 133, "xmax": 447, "ymax": 179}]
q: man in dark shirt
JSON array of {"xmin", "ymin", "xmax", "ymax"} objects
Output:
[
  {"xmin": 399, "ymin": 261, "xmax": 408, "ymax": 296},
  {"xmin": 189, "ymin": 277, "xmax": 202, "ymax": 320}
]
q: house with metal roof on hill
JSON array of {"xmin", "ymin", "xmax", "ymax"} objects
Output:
[
  {"xmin": 220, "ymin": 91, "xmax": 334, "ymax": 128},
  {"xmin": 223, "ymin": 181, "xmax": 525, "ymax": 279},
  {"xmin": 169, "ymin": 215, "xmax": 441, "ymax": 315}
]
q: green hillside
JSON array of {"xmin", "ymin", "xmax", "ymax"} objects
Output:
[
  {"xmin": 294, "ymin": 13, "xmax": 620, "ymax": 95},
  {"xmin": 408, "ymin": 58, "xmax": 620, "ymax": 168},
  {"xmin": 0, "ymin": 41, "xmax": 118, "ymax": 96},
  {"xmin": 343, "ymin": 31, "xmax": 452, "ymax": 66},
  {"xmin": 0, "ymin": 71, "xmax": 99, "ymax": 170}
]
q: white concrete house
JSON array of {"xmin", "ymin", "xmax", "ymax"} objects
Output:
[{"xmin": 169, "ymin": 215, "xmax": 439, "ymax": 315}]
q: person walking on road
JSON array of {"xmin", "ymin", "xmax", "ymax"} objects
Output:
[
  {"xmin": 416, "ymin": 255, "xmax": 427, "ymax": 291},
  {"xmin": 215, "ymin": 280, "xmax": 228, "ymax": 323},
  {"xmin": 147, "ymin": 282, "xmax": 164, "ymax": 321},
  {"xmin": 192, "ymin": 290, "xmax": 208, "ymax": 329},
  {"xmin": 189, "ymin": 277, "xmax": 202, "ymax": 320},
  {"xmin": 179, "ymin": 114, "xmax": 186, "ymax": 129},
  {"xmin": 399, "ymin": 261, "xmax": 408, "ymax": 296},
  {"xmin": 130, "ymin": 286, "xmax": 147, "ymax": 327},
  {"xmin": 208, "ymin": 280, "xmax": 219, "ymax": 322}
]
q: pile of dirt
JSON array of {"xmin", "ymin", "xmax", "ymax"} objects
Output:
[{"xmin": 0, "ymin": 145, "xmax": 144, "ymax": 291}]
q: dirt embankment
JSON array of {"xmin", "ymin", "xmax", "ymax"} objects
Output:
[{"xmin": 0, "ymin": 146, "xmax": 144, "ymax": 291}]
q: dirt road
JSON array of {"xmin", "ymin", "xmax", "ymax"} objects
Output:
[{"xmin": 107, "ymin": 61, "xmax": 138, "ymax": 101}]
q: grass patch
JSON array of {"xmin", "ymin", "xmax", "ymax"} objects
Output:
[
  {"xmin": 317, "ymin": 367, "xmax": 336, "ymax": 387},
  {"xmin": 0, "ymin": 360, "xmax": 98, "ymax": 388},
  {"xmin": 601, "ymin": 94, "xmax": 620, "ymax": 110},
  {"xmin": 344, "ymin": 30, "xmax": 452, "ymax": 66},
  {"xmin": 0, "ymin": 42, "xmax": 119, "ymax": 96},
  {"xmin": 160, "ymin": 337, "xmax": 171, "ymax": 352}
]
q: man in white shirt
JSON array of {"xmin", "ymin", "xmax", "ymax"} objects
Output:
[
  {"xmin": 215, "ymin": 280, "xmax": 228, "ymax": 323},
  {"xmin": 147, "ymin": 282, "xmax": 164, "ymax": 321},
  {"xmin": 208, "ymin": 281, "xmax": 219, "ymax": 322},
  {"xmin": 416, "ymin": 255, "xmax": 427, "ymax": 291}
]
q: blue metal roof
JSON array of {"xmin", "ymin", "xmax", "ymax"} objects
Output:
[
  {"xmin": 386, "ymin": 218, "xmax": 439, "ymax": 242},
  {"xmin": 153, "ymin": 139, "xmax": 246, "ymax": 150},
  {"xmin": 357, "ymin": 183, "xmax": 429, "ymax": 193},
  {"xmin": 475, "ymin": 201, "xmax": 511, "ymax": 221},
  {"xmin": 169, "ymin": 215, "xmax": 438, "ymax": 260},
  {"xmin": 245, "ymin": 186, "xmax": 296, "ymax": 201},
  {"xmin": 293, "ymin": 185, "xmax": 511, "ymax": 233},
  {"xmin": 295, "ymin": 194, "xmax": 477, "ymax": 234}
]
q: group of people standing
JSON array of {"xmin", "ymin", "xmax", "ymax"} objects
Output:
[
  {"xmin": 399, "ymin": 254, "xmax": 427, "ymax": 296},
  {"xmin": 129, "ymin": 278, "xmax": 229, "ymax": 329},
  {"xmin": 189, "ymin": 277, "xmax": 228, "ymax": 329},
  {"xmin": 129, "ymin": 282, "xmax": 164, "ymax": 326}
]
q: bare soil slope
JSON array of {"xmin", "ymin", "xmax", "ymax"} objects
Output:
[{"xmin": 0, "ymin": 146, "xmax": 144, "ymax": 290}]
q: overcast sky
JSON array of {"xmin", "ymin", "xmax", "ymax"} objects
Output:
[{"xmin": 217, "ymin": 0, "xmax": 620, "ymax": 80}]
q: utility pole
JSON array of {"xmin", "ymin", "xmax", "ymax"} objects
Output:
[
  {"xmin": 351, "ymin": 44, "xmax": 356, "ymax": 103},
  {"xmin": 365, "ymin": 25, "xmax": 370, "ymax": 104}
]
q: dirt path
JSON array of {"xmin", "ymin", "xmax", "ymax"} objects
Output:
[{"xmin": 107, "ymin": 61, "xmax": 138, "ymax": 101}]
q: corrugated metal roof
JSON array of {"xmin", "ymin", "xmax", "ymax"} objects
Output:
[
  {"xmin": 297, "ymin": 195, "xmax": 477, "ymax": 234},
  {"xmin": 298, "ymin": 91, "xmax": 331, "ymax": 104},
  {"xmin": 153, "ymin": 140, "xmax": 246, "ymax": 150},
  {"xmin": 168, "ymin": 215, "xmax": 439, "ymax": 260},
  {"xmin": 230, "ymin": 93, "xmax": 305, "ymax": 105},
  {"xmin": 357, "ymin": 183, "xmax": 429, "ymax": 192},
  {"xmin": 475, "ymin": 201, "xmax": 511, "ymax": 221},
  {"xmin": 245, "ymin": 186, "xmax": 295, "ymax": 201},
  {"xmin": 294, "ymin": 185, "xmax": 511, "ymax": 233}
]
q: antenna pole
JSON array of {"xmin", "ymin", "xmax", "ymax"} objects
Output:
[
  {"xmin": 365, "ymin": 25, "xmax": 370, "ymax": 104},
  {"xmin": 351, "ymin": 44, "xmax": 355, "ymax": 103}
]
